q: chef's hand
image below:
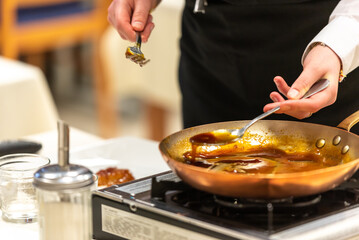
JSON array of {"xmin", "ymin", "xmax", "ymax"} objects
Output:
[
  {"xmin": 107, "ymin": 0, "xmax": 159, "ymax": 42},
  {"xmin": 264, "ymin": 44, "xmax": 341, "ymax": 119}
]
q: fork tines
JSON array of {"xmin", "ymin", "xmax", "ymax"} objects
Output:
[{"xmin": 126, "ymin": 53, "xmax": 150, "ymax": 67}]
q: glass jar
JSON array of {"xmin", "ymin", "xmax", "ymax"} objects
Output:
[{"xmin": 0, "ymin": 153, "xmax": 50, "ymax": 223}]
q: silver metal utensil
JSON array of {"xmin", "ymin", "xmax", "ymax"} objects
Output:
[
  {"xmin": 125, "ymin": 32, "xmax": 150, "ymax": 67},
  {"xmin": 193, "ymin": 0, "xmax": 208, "ymax": 14},
  {"xmin": 191, "ymin": 78, "xmax": 330, "ymax": 146}
]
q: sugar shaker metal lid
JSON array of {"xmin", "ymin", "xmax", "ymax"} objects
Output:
[
  {"xmin": 33, "ymin": 164, "xmax": 94, "ymax": 190},
  {"xmin": 33, "ymin": 120, "xmax": 94, "ymax": 190}
]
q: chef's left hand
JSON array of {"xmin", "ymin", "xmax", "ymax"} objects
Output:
[{"xmin": 264, "ymin": 43, "xmax": 341, "ymax": 119}]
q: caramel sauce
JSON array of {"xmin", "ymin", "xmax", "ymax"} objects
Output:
[
  {"xmin": 190, "ymin": 132, "xmax": 237, "ymax": 144},
  {"xmin": 184, "ymin": 132, "xmax": 342, "ymax": 174},
  {"xmin": 190, "ymin": 132, "xmax": 221, "ymax": 144}
]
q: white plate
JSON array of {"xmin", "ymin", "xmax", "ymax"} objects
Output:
[{"xmin": 70, "ymin": 136, "xmax": 170, "ymax": 179}]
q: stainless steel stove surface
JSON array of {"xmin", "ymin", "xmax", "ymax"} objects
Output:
[{"xmin": 92, "ymin": 171, "xmax": 359, "ymax": 240}]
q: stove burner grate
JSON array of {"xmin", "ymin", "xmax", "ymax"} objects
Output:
[
  {"xmin": 213, "ymin": 194, "xmax": 322, "ymax": 211},
  {"xmin": 167, "ymin": 189, "xmax": 323, "ymax": 232}
]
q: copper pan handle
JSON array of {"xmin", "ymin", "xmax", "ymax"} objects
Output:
[{"xmin": 337, "ymin": 110, "xmax": 359, "ymax": 132}]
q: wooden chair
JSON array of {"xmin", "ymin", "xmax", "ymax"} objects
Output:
[{"xmin": 0, "ymin": 0, "xmax": 117, "ymax": 138}]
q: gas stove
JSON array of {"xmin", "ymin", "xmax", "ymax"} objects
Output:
[{"xmin": 92, "ymin": 171, "xmax": 359, "ymax": 240}]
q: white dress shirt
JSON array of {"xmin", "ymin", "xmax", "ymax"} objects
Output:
[{"xmin": 302, "ymin": 0, "xmax": 359, "ymax": 76}]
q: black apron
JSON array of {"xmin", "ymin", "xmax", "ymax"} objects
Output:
[{"xmin": 179, "ymin": 0, "xmax": 359, "ymax": 134}]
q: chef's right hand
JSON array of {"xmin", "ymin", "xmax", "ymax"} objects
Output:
[{"xmin": 108, "ymin": 0, "xmax": 158, "ymax": 43}]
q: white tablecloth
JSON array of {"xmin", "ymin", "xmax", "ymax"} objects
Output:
[
  {"xmin": 0, "ymin": 57, "xmax": 58, "ymax": 140},
  {"xmin": 0, "ymin": 129, "xmax": 170, "ymax": 239}
]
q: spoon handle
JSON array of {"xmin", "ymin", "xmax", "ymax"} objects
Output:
[
  {"xmin": 238, "ymin": 106, "xmax": 280, "ymax": 136},
  {"xmin": 301, "ymin": 78, "xmax": 330, "ymax": 99},
  {"xmin": 234, "ymin": 78, "xmax": 330, "ymax": 137}
]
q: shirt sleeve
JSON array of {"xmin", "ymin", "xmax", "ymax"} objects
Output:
[{"xmin": 302, "ymin": 0, "xmax": 359, "ymax": 75}]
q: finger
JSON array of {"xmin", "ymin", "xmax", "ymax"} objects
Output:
[
  {"xmin": 263, "ymin": 102, "xmax": 281, "ymax": 113},
  {"xmin": 287, "ymin": 111, "xmax": 313, "ymax": 120},
  {"xmin": 131, "ymin": 0, "xmax": 152, "ymax": 31},
  {"xmin": 141, "ymin": 15, "xmax": 154, "ymax": 43},
  {"xmin": 263, "ymin": 101, "xmax": 312, "ymax": 119},
  {"xmin": 270, "ymin": 92, "xmax": 285, "ymax": 102},
  {"xmin": 118, "ymin": 32, "xmax": 127, "ymax": 40},
  {"xmin": 285, "ymin": 110, "xmax": 312, "ymax": 119},
  {"xmin": 275, "ymin": 95, "xmax": 327, "ymax": 114},
  {"xmin": 107, "ymin": 4, "xmax": 114, "ymax": 25},
  {"xmin": 273, "ymin": 76, "xmax": 290, "ymax": 97},
  {"xmin": 108, "ymin": 1, "xmax": 136, "ymax": 41},
  {"xmin": 287, "ymin": 68, "xmax": 322, "ymax": 100}
]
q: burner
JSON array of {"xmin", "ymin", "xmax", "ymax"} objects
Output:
[
  {"xmin": 168, "ymin": 188, "xmax": 322, "ymax": 215},
  {"xmin": 213, "ymin": 194, "xmax": 322, "ymax": 211},
  {"xmin": 168, "ymin": 189, "xmax": 323, "ymax": 232}
]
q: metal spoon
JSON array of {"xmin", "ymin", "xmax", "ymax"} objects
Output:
[{"xmin": 191, "ymin": 78, "xmax": 330, "ymax": 146}]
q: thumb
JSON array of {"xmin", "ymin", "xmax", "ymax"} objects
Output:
[
  {"xmin": 131, "ymin": 2, "xmax": 152, "ymax": 31},
  {"xmin": 288, "ymin": 71, "xmax": 321, "ymax": 100}
]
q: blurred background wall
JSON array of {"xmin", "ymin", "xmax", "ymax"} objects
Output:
[{"xmin": 0, "ymin": 0, "xmax": 184, "ymax": 141}]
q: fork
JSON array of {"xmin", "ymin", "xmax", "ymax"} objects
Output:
[{"xmin": 125, "ymin": 32, "xmax": 150, "ymax": 67}]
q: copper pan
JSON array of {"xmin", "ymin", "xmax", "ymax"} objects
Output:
[{"xmin": 159, "ymin": 111, "xmax": 359, "ymax": 199}]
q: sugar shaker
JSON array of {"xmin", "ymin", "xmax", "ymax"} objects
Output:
[{"xmin": 33, "ymin": 121, "xmax": 95, "ymax": 240}]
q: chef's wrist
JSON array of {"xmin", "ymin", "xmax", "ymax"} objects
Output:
[{"xmin": 306, "ymin": 41, "xmax": 345, "ymax": 83}]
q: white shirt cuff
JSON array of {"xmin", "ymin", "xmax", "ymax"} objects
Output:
[{"xmin": 302, "ymin": 16, "xmax": 359, "ymax": 75}]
